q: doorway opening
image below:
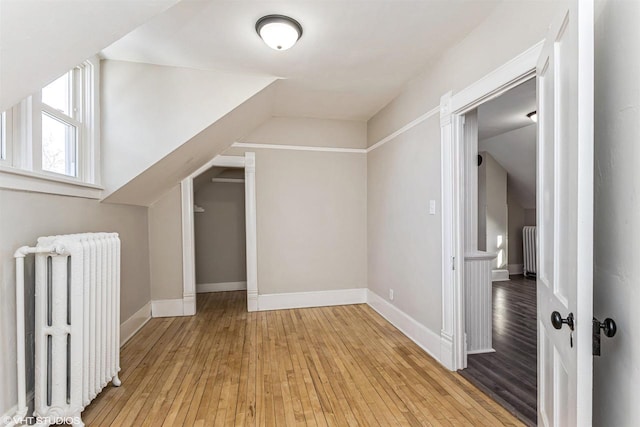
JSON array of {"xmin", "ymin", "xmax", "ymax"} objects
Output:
[
  {"xmin": 458, "ymin": 78, "xmax": 538, "ymax": 426},
  {"xmin": 181, "ymin": 153, "xmax": 258, "ymax": 314},
  {"xmin": 192, "ymin": 166, "xmax": 247, "ymax": 297}
]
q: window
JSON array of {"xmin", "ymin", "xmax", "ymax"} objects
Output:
[
  {"xmin": 41, "ymin": 70, "xmax": 79, "ymax": 177},
  {"xmin": 0, "ymin": 58, "xmax": 100, "ymax": 193}
]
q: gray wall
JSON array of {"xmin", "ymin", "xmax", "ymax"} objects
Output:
[
  {"xmin": 367, "ymin": 118, "xmax": 442, "ymax": 329},
  {"xmin": 148, "ymin": 185, "xmax": 183, "ymax": 300},
  {"xmin": 507, "ymin": 182, "xmax": 525, "ymax": 268},
  {"xmin": 147, "ymin": 116, "xmax": 368, "ymax": 300},
  {"xmin": 194, "ymin": 182, "xmax": 246, "ymax": 284},
  {"xmin": 225, "ymin": 146, "xmax": 368, "ymax": 295},
  {"xmin": 524, "ymin": 208, "xmax": 536, "ymax": 226},
  {"xmin": 593, "ymin": 1, "xmax": 640, "ymax": 425},
  {"xmin": 0, "ymin": 189, "xmax": 149, "ymax": 418},
  {"xmin": 506, "ymin": 180, "xmax": 536, "ymax": 272},
  {"xmin": 366, "ymin": 1, "xmax": 565, "ymax": 334}
]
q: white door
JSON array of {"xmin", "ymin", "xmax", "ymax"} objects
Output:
[{"xmin": 536, "ymin": 0, "xmax": 593, "ymax": 426}]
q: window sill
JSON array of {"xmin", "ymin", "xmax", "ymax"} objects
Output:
[{"xmin": 0, "ymin": 165, "xmax": 103, "ymax": 199}]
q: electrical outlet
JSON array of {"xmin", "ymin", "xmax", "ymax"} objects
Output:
[{"xmin": 389, "ymin": 289, "xmax": 394, "ymax": 300}]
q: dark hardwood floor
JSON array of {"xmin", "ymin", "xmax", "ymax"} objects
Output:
[{"xmin": 460, "ymin": 275, "xmax": 537, "ymax": 427}]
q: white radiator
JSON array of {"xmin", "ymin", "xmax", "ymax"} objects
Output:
[
  {"xmin": 14, "ymin": 233, "xmax": 121, "ymax": 427},
  {"xmin": 523, "ymin": 226, "xmax": 537, "ymax": 278}
]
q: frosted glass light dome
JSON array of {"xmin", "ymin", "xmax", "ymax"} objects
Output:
[{"xmin": 256, "ymin": 15, "xmax": 303, "ymax": 51}]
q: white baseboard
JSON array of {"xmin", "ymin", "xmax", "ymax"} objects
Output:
[
  {"xmin": 492, "ymin": 269, "xmax": 510, "ymax": 282},
  {"xmin": 440, "ymin": 332, "xmax": 454, "ymax": 370},
  {"xmin": 120, "ymin": 301, "xmax": 151, "ymax": 346},
  {"xmin": 508, "ymin": 264, "xmax": 524, "ymax": 275},
  {"xmin": 152, "ymin": 298, "xmax": 187, "ymax": 318},
  {"xmin": 258, "ymin": 288, "xmax": 367, "ymax": 311},
  {"xmin": 197, "ymin": 281, "xmax": 247, "ymax": 293},
  {"xmin": 467, "ymin": 348, "xmax": 496, "ymax": 355},
  {"xmin": 366, "ymin": 290, "xmax": 443, "ymax": 367},
  {"xmin": 183, "ymin": 294, "xmax": 196, "ymax": 316}
]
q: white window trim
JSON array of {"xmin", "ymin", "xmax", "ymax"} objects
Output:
[{"xmin": 0, "ymin": 57, "xmax": 102, "ymax": 198}]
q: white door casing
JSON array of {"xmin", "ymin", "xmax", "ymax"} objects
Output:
[
  {"xmin": 536, "ymin": 1, "xmax": 594, "ymax": 426},
  {"xmin": 440, "ymin": 42, "xmax": 542, "ymax": 371},
  {"xmin": 181, "ymin": 153, "xmax": 259, "ymax": 313}
]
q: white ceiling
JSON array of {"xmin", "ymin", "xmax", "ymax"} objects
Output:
[
  {"xmin": 101, "ymin": 0, "xmax": 501, "ymax": 121},
  {"xmin": 0, "ymin": 0, "xmax": 178, "ymax": 112},
  {"xmin": 478, "ymin": 79, "xmax": 537, "ymax": 209},
  {"xmin": 477, "ymin": 78, "xmax": 536, "ymax": 140}
]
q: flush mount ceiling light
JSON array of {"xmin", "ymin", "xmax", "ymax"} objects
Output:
[
  {"xmin": 256, "ymin": 15, "xmax": 303, "ymax": 51},
  {"xmin": 527, "ymin": 111, "xmax": 538, "ymax": 123}
]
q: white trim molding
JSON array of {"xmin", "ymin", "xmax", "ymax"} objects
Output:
[
  {"xmin": 151, "ymin": 298, "xmax": 189, "ymax": 318},
  {"xmin": 508, "ymin": 264, "xmax": 524, "ymax": 275},
  {"xmin": 211, "ymin": 177, "xmax": 244, "ymax": 184},
  {"xmin": 233, "ymin": 142, "xmax": 366, "ymax": 154},
  {"xmin": 366, "ymin": 290, "xmax": 442, "ymax": 365},
  {"xmin": 181, "ymin": 153, "xmax": 259, "ymax": 314},
  {"xmin": 367, "ymin": 106, "xmax": 440, "ymax": 153},
  {"xmin": 0, "ymin": 165, "xmax": 103, "ymax": 199},
  {"xmin": 450, "ymin": 41, "xmax": 543, "ymax": 113},
  {"xmin": 181, "ymin": 178, "xmax": 197, "ymax": 316},
  {"xmin": 244, "ymin": 153, "xmax": 259, "ymax": 312},
  {"xmin": 120, "ymin": 301, "xmax": 151, "ymax": 346},
  {"xmin": 440, "ymin": 42, "xmax": 542, "ymax": 371},
  {"xmin": 197, "ymin": 281, "xmax": 247, "ymax": 293},
  {"xmin": 491, "ymin": 269, "xmax": 510, "ymax": 282},
  {"xmin": 257, "ymin": 288, "xmax": 367, "ymax": 311},
  {"xmin": 439, "ymin": 90, "xmax": 463, "ymax": 371}
]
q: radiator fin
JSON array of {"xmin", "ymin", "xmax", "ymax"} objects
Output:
[
  {"xmin": 33, "ymin": 233, "xmax": 121, "ymax": 423},
  {"xmin": 523, "ymin": 226, "xmax": 537, "ymax": 277}
]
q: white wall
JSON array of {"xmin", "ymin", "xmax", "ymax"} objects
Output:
[
  {"xmin": 103, "ymin": 81, "xmax": 276, "ymax": 207},
  {"xmin": 194, "ymin": 182, "xmax": 246, "ymax": 285},
  {"xmin": 0, "ymin": 189, "xmax": 149, "ymax": 420},
  {"xmin": 0, "ymin": 0, "xmax": 179, "ymax": 112},
  {"xmin": 101, "ymin": 60, "xmax": 276, "ymax": 195},
  {"xmin": 241, "ymin": 116, "xmax": 367, "ymax": 149},
  {"xmin": 148, "ymin": 185, "xmax": 183, "ymax": 301},
  {"xmin": 479, "ymin": 124, "xmax": 537, "ymax": 209},
  {"xmin": 479, "ymin": 152, "xmax": 508, "ymax": 270},
  {"xmin": 366, "ymin": 1, "xmax": 566, "ymax": 335},
  {"xmin": 593, "ymin": 1, "xmax": 640, "ymax": 425},
  {"xmin": 367, "ymin": 2, "xmax": 567, "ymax": 145}
]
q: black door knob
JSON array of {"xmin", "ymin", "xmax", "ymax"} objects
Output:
[
  {"xmin": 551, "ymin": 311, "xmax": 575, "ymax": 331},
  {"xmin": 600, "ymin": 318, "xmax": 617, "ymax": 337}
]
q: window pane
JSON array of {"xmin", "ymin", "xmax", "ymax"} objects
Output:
[
  {"xmin": 42, "ymin": 72, "xmax": 72, "ymax": 116},
  {"xmin": 42, "ymin": 113, "xmax": 77, "ymax": 177}
]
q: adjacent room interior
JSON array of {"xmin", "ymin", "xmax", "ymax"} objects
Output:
[{"xmin": 459, "ymin": 79, "xmax": 538, "ymax": 426}]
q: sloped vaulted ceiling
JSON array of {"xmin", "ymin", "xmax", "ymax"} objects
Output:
[{"xmin": 0, "ymin": 0, "xmax": 180, "ymax": 112}]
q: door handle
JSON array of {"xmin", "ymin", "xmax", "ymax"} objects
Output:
[
  {"xmin": 551, "ymin": 311, "xmax": 574, "ymax": 331},
  {"xmin": 593, "ymin": 317, "xmax": 617, "ymax": 356}
]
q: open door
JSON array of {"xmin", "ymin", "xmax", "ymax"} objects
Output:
[{"xmin": 536, "ymin": 0, "xmax": 593, "ymax": 426}]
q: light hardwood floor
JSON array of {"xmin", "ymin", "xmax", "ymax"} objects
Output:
[{"xmin": 83, "ymin": 291, "xmax": 523, "ymax": 426}]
